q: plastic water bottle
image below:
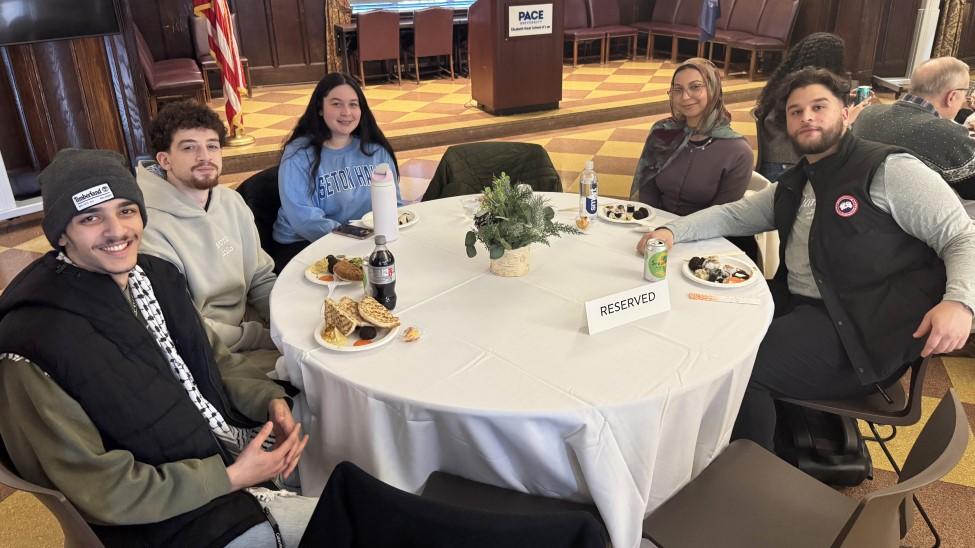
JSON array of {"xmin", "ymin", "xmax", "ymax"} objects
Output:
[
  {"xmin": 579, "ymin": 160, "xmax": 598, "ymax": 218},
  {"xmin": 367, "ymin": 235, "xmax": 397, "ymax": 310},
  {"xmin": 370, "ymin": 163, "xmax": 399, "ymax": 242}
]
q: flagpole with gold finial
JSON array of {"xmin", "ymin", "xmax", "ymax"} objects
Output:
[{"xmin": 194, "ymin": 0, "xmax": 253, "ymax": 147}]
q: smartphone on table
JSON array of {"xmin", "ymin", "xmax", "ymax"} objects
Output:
[{"xmin": 333, "ymin": 224, "xmax": 373, "ymax": 239}]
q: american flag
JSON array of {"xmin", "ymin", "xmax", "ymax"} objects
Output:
[{"xmin": 193, "ymin": 0, "xmax": 247, "ymax": 136}]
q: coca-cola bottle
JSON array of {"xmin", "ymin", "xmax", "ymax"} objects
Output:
[{"xmin": 367, "ymin": 234, "xmax": 396, "ymax": 310}]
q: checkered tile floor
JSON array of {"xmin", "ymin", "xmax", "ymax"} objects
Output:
[
  {"xmin": 2, "ymin": 94, "xmax": 973, "ymax": 546},
  {"xmin": 213, "ymin": 59, "xmax": 765, "ymax": 158}
]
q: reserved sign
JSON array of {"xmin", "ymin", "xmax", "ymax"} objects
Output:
[
  {"xmin": 585, "ymin": 281, "xmax": 671, "ymax": 334},
  {"xmin": 508, "ymin": 3, "xmax": 553, "ymax": 37}
]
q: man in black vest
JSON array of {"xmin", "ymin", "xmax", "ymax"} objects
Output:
[
  {"xmin": 0, "ymin": 149, "xmax": 314, "ymax": 547},
  {"xmin": 638, "ymin": 68, "xmax": 975, "ymax": 451}
]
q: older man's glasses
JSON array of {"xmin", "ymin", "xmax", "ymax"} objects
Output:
[{"xmin": 668, "ymin": 83, "xmax": 707, "ymax": 99}]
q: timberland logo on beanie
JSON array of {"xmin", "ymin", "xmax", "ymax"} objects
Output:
[{"xmin": 71, "ymin": 184, "xmax": 115, "ymax": 211}]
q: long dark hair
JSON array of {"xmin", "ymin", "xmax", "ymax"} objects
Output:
[
  {"xmin": 283, "ymin": 73, "xmax": 399, "ymax": 191},
  {"xmin": 756, "ymin": 33, "xmax": 845, "ymax": 121}
]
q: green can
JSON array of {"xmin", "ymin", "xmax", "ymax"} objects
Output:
[{"xmin": 644, "ymin": 239, "xmax": 668, "ymax": 281}]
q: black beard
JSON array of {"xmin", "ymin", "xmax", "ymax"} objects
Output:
[{"xmin": 790, "ymin": 120, "xmax": 845, "ymax": 155}]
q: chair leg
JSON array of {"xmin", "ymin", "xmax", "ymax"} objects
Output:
[
  {"xmin": 647, "ymin": 32, "xmax": 654, "ymax": 61},
  {"xmin": 867, "ymin": 422, "xmax": 941, "ymax": 548},
  {"xmin": 748, "ymin": 50, "xmax": 757, "ymax": 80},
  {"xmin": 359, "ymin": 60, "xmax": 366, "ymax": 86},
  {"xmin": 573, "ymin": 40, "xmax": 578, "ymax": 67},
  {"xmin": 671, "ymin": 36, "xmax": 678, "ymax": 64},
  {"xmin": 415, "ymin": 53, "xmax": 420, "ymax": 85},
  {"xmin": 396, "ymin": 58, "xmax": 402, "ymax": 86},
  {"xmin": 448, "ymin": 52, "xmax": 454, "ymax": 80},
  {"xmin": 631, "ymin": 35, "xmax": 636, "ymax": 61},
  {"xmin": 244, "ymin": 60, "xmax": 253, "ymax": 97},
  {"xmin": 723, "ymin": 45, "xmax": 732, "ymax": 77},
  {"xmin": 201, "ymin": 70, "xmax": 212, "ymax": 102},
  {"xmin": 696, "ymin": 41, "xmax": 704, "ymax": 58}
]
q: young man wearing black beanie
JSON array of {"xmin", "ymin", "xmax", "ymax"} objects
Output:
[{"xmin": 0, "ymin": 148, "xmax": 315, "ymax": 547}]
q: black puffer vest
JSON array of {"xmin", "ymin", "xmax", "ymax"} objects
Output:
[
  {"xmin": 773, "ymin": 133, "xmax": 946, "ymax": 385},
  {"xmin": 0, "ymin": 253, "xmax": 268, "ymax": 547}
]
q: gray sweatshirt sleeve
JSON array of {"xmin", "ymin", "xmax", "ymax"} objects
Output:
[
  {"xmin": 663, "ymin": 184, "xmax": 777, "ymax": 243},
  {"xmin": 872, "ymin": 154, "xmax": 975, "ymax": 311}
]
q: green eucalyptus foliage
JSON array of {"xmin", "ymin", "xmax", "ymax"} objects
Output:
[{"xmin": 465, "ymin": 173, "xmax": 582, "ymax": 259}]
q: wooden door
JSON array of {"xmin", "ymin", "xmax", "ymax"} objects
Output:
[
  {"xmin": 236, "ymin": 0, "xmax": 327, "ymax": 85},
  {"xmin": 872, "ymin": 0, "xmax": 922, "ymax": 76}
]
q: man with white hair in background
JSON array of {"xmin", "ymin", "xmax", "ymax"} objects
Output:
[{"xmin": 852, "ymin": 56, "xmax": 975, "ymax": 201}]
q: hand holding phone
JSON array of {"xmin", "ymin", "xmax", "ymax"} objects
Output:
[{"xmin": 333, "ymin": 224, "xmax": 374, "ymax": 239}]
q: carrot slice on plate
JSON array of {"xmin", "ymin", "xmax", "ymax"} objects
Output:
[
  {"xmin": 353, "ymin": 339, "xmax": 373, "ymax": 346},
  {"xmin": 318, "ymin": 274, "xmax": 334, "ymax": 282}
]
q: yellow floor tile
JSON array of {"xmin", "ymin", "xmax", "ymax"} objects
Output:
[
  {"xmin": 375, "ymin": 100, "xmax": 437, "ymax": 113},
  {"xmin": 562, "ymin": 128, "xmax": 616, "ymax": 141},
  {"xmin": 394, "ymin": 112, "xmax": 452, "ymax": 123},
  {"xmin": 618, "ymin": 61, "xmax": 664, "ymax": 70},
  {"xmin": 285, "ymin": 96, "xmax": 314, "ymax": 106},
  {"xmin": 14, "ymin": 236, "xmax": 51, "ymax": 255},
  {"xmin": 547, "ymin": 152, "xmax": 594, "ymax": 173},
  {"xmin": 569, "ymin": 67, "xmax": 618, "ymax": 75},
  {"xmin": 248, "ymin": 128, "xmax": 290, "ymax": 139},
  {"xmin": 605, "ymin": 75, "xmax": 653, "ymax": 84},
  {"xmin": 597, "ymin": 141, "xmax": 645, "ymax": 157},
  {"xmin": 640, "ymin": 83, "xmax": 672, "ymax": 92},
  {"xmin": 594, "ymin": 173, "xmax": 633, "ymax": 198},
  {"xmin": 240, "ymin": 113, "xmax": 290, "ymax": 128},
  {"xmin": 439, "ymin": 93, "xmax": 475, "ymax": 105},
  {"xmin": 364, "ymin": 89, "xmax": 410, "ymax": 100},
  {"xmin": 859, "ymin": 395, "xmax": 975, "ymax": 487},
  {"xmin": 943, "ymin": 357, "xmax": 975, "ymax": 402},
  {"xmin": 563, "ymin": 81, "xmax": 601, "ymax": 91},
  {"xmin": 584, "ymin": 90, "xmax": 631, "ymax": 99},
  {"xmin": 240, "ymin": 100, "xmax": 279, "ymax": 113},
  {"xmin": 414, "ymin": 83, "xmax": 466, "ymax": 94}
]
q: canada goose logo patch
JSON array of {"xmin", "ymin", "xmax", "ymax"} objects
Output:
[{"xmin": 835, "ymin": 195, "xmax": 858, "ymax": 218}]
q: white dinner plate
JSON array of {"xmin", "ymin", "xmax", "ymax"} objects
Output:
[
  {"xmin": 304, "ymin": 264, "xmax": 356, "ymax": 287},
  {"xmin": 360, "ymin": 209, "xmax": 419, "ymax": 229},
  {"xmin": 597, "ymin": 200, "xmax": 655, "ymax": 225},
  {"xmin": 313, "ymin": 320, "xmax": 400, "ymax": 352},
  {"xmin": 681, "ymin": 256, "xmax": 760, "ymax": 289}
]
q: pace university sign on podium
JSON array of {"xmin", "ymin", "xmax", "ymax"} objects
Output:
[
  {"xmin": 508, "ymin": 3, "xmax": 554, "ymax": 37},
  {"xmin": 585, "ymin": 281, "xmax": 671, "ymax": 334}
]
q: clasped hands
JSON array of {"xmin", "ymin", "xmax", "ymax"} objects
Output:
[{"xmin": 227, "ymin": 398, "xmax": 309, "ymax": 491}]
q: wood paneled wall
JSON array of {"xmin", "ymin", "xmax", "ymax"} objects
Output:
[
  {"xmin": 236, "ymin": 0, "xmax": 327, "ymax": 85},
  {"xmin": 957, "ymin": 1, "xmax": 975, "ymax": 65}
]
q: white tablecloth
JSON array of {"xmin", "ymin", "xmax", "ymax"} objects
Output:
[{"xmin": 270, "ymin": 193, "xmax": 773, "ymax": 548}]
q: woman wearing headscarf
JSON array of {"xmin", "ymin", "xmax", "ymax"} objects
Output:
[{"xmin": 630, "ymin": 57, "xmax": 755, "ymax": 257}]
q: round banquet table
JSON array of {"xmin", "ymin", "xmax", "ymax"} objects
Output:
[{"xmin": 270, "ymin": 193, "xmax": 774, "ymax": 548}]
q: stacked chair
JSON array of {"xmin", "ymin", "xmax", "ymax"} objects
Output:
[
  {"xmin": 564, "ymin": 0, "xmax": 606, "ymax": 66},
  {"xmin": 587, "ymin": 0, "xmax": 638, "ymax": 63},
  {"xmin": 713, "ymin": 0, "xmax": 801, "ymax": 79}
]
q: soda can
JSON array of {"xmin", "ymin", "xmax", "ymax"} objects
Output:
[
  {"xmin": 644, "ymin": 239, "xmax": 668, "ymax": 282},
  {"xmin": 855, "ymin": 85, "xmax": 872, "ymax": 105}
]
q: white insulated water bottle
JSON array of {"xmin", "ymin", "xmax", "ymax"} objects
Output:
[{"xmin": 370, "ymin": 163, "xmax": 399, "ymax": 242}]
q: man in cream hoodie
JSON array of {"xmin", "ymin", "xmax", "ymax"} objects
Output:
[{"xmin": 137, "ymin": 101, "xmax": 278, "ymax": 369}]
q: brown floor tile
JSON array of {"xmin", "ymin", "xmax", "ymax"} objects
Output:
[
  {"xmin": 599, "ymin": 83, "xmax": 645, "ymax": 92},
  {"xmin": 593, "ymin": 156, "xmax": 638, "ymax": 176},
  {"xmin": 394, "ymin": 92, "xmax": 447, "ymax": 102},
  {"xmin": 0, "ymin": 212, "xmax": 45, "ymax": 248},
  {"xmin": 419, "ymin": 102, "xmax": 472, "ymax": 114},
  {"xmin": 0, "ymin": 249, "xmax": 42, "ymax": 292},
  {"xmin": 922, "ymin": 357, "xmax": 954, "ymax": 398},
  {"xmin": 257, "ymin": 104, "xmax": 308, "ymax": 117},
  {"xmin": 268, "ymin": 118, "xmax": 300, "ymax": 131},
  {"xmin": 373, "ymin": 110, "xmax": 406, "ymax": 123},
  {"xmin": 544, "ymin": 138, "xmax": 605, "ymax": 155},
  {"xmin": 563, "ymin": 74, "xmax": 608, "ymax": 82},
  {"xmin": 562, "ymin": 90, "xmax": 591, "ymax": 99},
  {"xmin": 613, "ymin": 69, "xmax": 657, "ymax": 76},
  {"xmin": 609, "ymin": 127, "xmax": 649, "ymax": 142},
  {"xmin": 251, "ymin": 91, "xmax": 310, "ymax": 104}
]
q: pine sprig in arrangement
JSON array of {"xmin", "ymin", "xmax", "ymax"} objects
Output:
[{"xmin": 465, "ymin": 173, "xmax": 582, "ymax": 260}]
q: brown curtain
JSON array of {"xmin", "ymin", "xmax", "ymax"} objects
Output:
[
  {"xmin": 325, "ymin": 0, "xmax": 353, "ymax": 73},
  {"xmin": 932, "ymin": 0, "xmax": 967, "ymax": 58}
]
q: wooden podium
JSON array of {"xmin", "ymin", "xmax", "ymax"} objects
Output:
[{"xmin": 468, "ymin": 0, "xmax": 563, "ymax": 115}]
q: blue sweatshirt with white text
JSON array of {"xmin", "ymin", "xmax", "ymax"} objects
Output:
[{"xmin": 273, "ymin": 136, "xmax": 401, "ymax": 244}]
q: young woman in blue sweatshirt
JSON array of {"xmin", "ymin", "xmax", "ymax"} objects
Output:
[{"xmin": 271, "ymin": 73, "xmax": 401, "ymax": 268}]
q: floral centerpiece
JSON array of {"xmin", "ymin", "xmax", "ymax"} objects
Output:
[{"xmin": 464, "ymin": 173, "xmax": 581, "ymax": 276}]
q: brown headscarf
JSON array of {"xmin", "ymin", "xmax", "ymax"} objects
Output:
[{"xmin": 630, "ymin": 58, "xmax": 740, "ymax": 200}]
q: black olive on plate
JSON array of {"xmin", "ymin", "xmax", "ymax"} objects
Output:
[
  {"xmin": 358, "ymin": 326, "xmax": 377, "ymax": 340},
  {"xmin": 326, "ymin": 255, "xmax": 338, "ymax": 273},
  {"xmin": 688, "ymin": 256, "xmax": 705, "ymax": 271},
  {"xmin": 633, "ymin": 207, "xmax": 649, "ymax": 220}
]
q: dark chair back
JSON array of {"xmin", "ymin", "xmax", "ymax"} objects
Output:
[
  {"xmin": 755, "ymin": 0, "xmax": 800, "ymax": 41},
  {"xmin": 414, "ymin": 8, "xmax": 454, "ymax": 57},
  {"xmin": 725, "ymin": 0, "xmax": 766, "ymax": 33},
  {"xmin": 835, "ymin": 389, "xmax": 969, "ymax": 547},
  {"xmin": 650, "ymin": 0, "xmax": 681, "ymax": 23},
  {"xmin": 0, "ymin": 440, "xmax": 105, "ymax": 548},
  {"xmin": 422, "ymin": 142, "xmax": 563, "ymax": 201},
  {"xmin": 716, "ymin": 0, "xmax": 738, "ymax": 29},
  {"xmin": 589, "ymin": 0, "xmax": 623, "ymax": 27},
  {"xmin": 235, "ymin": 166, "xmax": 281, "ymax": 260},
  {"xmin": 674, "ymin": 0, "xmax": 703, "ymax": 26},
  {"xmin": 132, "ymin": 24, "xmax": 158, "ymax": 89},
  {"xmin": 564, "ymin": 0, "xmax": 592, "ymax": 29},
  {"xmin": 298, "ymin": 462, "xmax": 607, "ymax": 548},
  {"xmin": 357, "ymin": 10, "xmax": 401, "ymax": 62}
]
